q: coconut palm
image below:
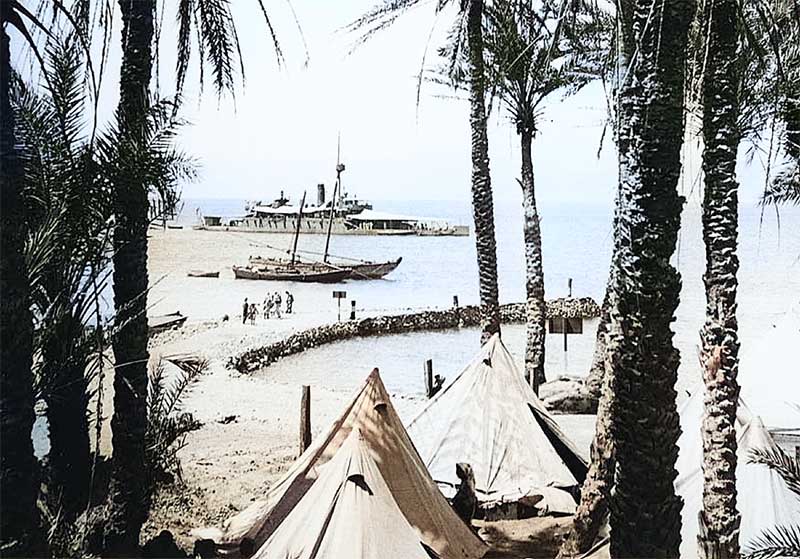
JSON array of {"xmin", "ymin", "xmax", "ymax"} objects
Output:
[
  {"xmin": 350, "ymin": 0, "xmax": 500, "ymax": 343},
  {"xmin": 695, "ymin": 0, "xmax": 744, "ymax": 554},
  {"xmin": 603, "ymin": 0, "xmax": 695, "ymax": 554}
]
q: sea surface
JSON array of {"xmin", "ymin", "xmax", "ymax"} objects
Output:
[{"xmin": 176, "ymin": 197, "xmax": 800, "ymax": 400}]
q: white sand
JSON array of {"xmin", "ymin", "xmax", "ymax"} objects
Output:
[{"xmin": 142, "ymin": 228, "xmax": 598, "ymax": 549}]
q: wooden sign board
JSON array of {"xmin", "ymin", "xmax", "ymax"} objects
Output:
[
  {"xmin": 548, "ymin": 317, "xmax": 584, "ymax": 334},
  {"xmin": 332, "ymin": 290, "xmax": 347, "ymax": 299}
]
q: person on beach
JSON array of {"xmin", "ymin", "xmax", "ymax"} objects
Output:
[
  {"xmin": 242, "ymin": 298, "xmax": 249, "ymax": 325},
  {"xmin": 285, "ymin": 291, "xmax": 293, "ymax": 314},
  {"xmin": 249, "ymin": 303, "xmax": 258, "ymax": 325},
  {"xmin": 262, "ymin": 298, "xmax": 270, "ymax": 320},
  {"xmin": 264, "ymin": 295, "xmax": 273, "ymax": 319},
  {"xmin": 273, "ymin": 291, "xmax": 282, "ymax": 318}
]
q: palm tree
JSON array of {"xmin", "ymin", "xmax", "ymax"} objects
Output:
[
  {"xmin": 0, "ymin": 12, "xmax": 42, "ymax": 557},
  {"xmin": 695, "ymin": 0, "xmax": 744, "ymax": 554},
  {"xmin": 482, "ymin": 1, "xmax": 605, "ymax": 389},
  {"xmin": 604, "ymin": 0, "xmax": 695, "ymax": 554},
  {"xmin": 101, "ymin": 2, "xmax": 157, "ymax": 551},
  {"xmin": 104, "ymin": 1, "xmax": 283, "ymax": 552},
  {"xmin": 351, "ymin": 0, "xmax": 500, "ymax": 344}
]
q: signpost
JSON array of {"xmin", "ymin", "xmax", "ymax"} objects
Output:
[
  {"xmin": 546, "ymin": 278, "xmax": 583, "ymax": 372},
  {"xmin": 332, "ymin": 290, "xmax": 347, "ymax": 321}
]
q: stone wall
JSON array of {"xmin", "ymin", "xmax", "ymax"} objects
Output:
[{"xmin": 228, "ymin": 297, "xmax": 600, "ymax": 373}]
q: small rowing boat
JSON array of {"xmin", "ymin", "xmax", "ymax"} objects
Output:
[
  {"xmin": 187, "ymin": 270, "xmax": 220, "ymax": 278},
  {"xmin": 149, "ymin": 312, "xmax": 187, "ymax": 333}
]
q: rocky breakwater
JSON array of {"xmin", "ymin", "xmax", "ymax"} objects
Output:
[{"xmin": 227, "ymin": 297, "xmax": 600, "ymax": 374}]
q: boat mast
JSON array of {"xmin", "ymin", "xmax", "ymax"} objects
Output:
[
  {"xmin": 290, "ymin": 191, "xmax": 306, "ymax": 266},
  {"xmin": 323, "ymin": 135, "xmax": 345, "ymax": 263}
]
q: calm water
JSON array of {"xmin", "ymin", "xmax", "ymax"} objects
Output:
[{"xmin": 179, "ymin": 197, "xmax": 799, "ymax": 399}]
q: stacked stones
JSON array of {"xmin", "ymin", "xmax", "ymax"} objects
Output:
[{"xmin": 228, "ymin": 297, "xmax": 600, "ymax": 374}]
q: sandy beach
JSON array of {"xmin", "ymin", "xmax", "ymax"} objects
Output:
[{"xmin": 139, "ymin": 227, "xmax": 598, "ymax": 552}]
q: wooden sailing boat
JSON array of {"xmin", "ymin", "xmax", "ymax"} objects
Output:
[
  {"xmin": 233, "ymin": 192, "xmax": 350, "ymax": 283},
  {"xmin": 248, "ymin": 137, "xmax": 402, "ymax": 280}
]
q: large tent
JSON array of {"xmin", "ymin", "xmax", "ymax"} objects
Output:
[
  {"xmin": 252, "ymin": 428, "xmax": 437, "ymax": 559},
  {"xmin": 676, "ymin": 390, "xmax": 800, "ymax": 557},
  {"xmin": 737, "ymin": 303, "xmax": 800, "ymax": 433},
  {"xmin": 196, "ymin": 369, "xmax": 486, "ymax": 559},
  {"xmin": 580, "ymin": 391, "xmax": 800, "ymax": 559},
  {"xmin": 406, "ymin": 334, "xmax": 588, "ymax": 514}
]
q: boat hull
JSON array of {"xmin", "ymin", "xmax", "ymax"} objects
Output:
[
  {"xmin": 232, "ymin": 266, "xmax": 349, "ymax": 283},
  {"xmin": 247, "ymin": 257, "xmax": 402, "ymax": 280},
  {"xmin": 187, "ymin": 270, "xmax": 220, "ymax": 278}
]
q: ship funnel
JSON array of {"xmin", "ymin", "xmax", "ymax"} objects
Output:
[{"xmin": 317, "ymin": 183, "xmax": 325, "ymax": 206}]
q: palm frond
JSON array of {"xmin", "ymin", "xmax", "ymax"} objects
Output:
[
  {"xmin": 742, "ymin": 524, "xmax": 800, "ymax": 559},
  {"xmin": 145, "ymin": 356, "xmax": 206, "ymax": 485},
  {"xmin": 748, "ymin": 445, "xmax": 800, "ymax": 496}
]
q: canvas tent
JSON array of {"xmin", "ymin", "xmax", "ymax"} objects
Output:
[
  {"xmin": 252, "ymin": 429, "xmax": 437, "ymax": 559},
  {"xmin": 737, "ymin": 303, "xmax": 800, "ymax": 433},
  {"xmin": 406, "ymin": 334, "xmax": 588, "ymax": 515},
  {"xmin": 580, "ymin": 391, "xmax": 800, "ymax": 559},
  {"xmin": 196, "ymin": 369, "xmax": 486, "ymax": 559},
  {"xmin": 676, "ymin": 390, "xmax": 800, "ymax": 557}
]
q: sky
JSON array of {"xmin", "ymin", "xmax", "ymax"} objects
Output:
[{"xmin": 11, "ymin": 0, "xmax": 773, "ymax": 206}]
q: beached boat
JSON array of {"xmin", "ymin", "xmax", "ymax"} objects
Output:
[
  {"xmin": 187, "ymin": 270, "xmax": 220, "ymax": 278},
  {"xmin": 232, "ymin": 265, "xmax": 349, "ymax": 283},
  {"xmin": 149, "ymin": 312, "xmax": 187, "ymax": 333},
  {"xmin": 248, "ymin": 256, "xmax": 402, "ymax": 280}
]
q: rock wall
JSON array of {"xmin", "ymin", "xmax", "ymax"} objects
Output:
[{"xmin": 228, "ymin": 298, "xmax": 600, "ymax": 374}]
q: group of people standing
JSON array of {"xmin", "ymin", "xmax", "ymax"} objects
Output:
[{"xmin": 242, "ymin": 291, "xmax": 294, "ymax": 324}]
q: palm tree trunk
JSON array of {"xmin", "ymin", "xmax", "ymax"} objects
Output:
[
  {"xmin": 42, "ymin": 313, "xmax": 91, "ymax": 519},
  {"xmin": 519, "ymin": 129, "xmax": 546, "ymax": 391},
  {"xmin": 697, "ymin": 0, "xmax": 742, "ymax": 555},
  {"xmin": 557, "ymin": 340, "xmax": 616, "ymax": 558},
  {"xmin": 0, "ymin": 24, "xmax": 44, "ymax": 557},
  {"xmin": 584, "ymin": 282, "xmax": 610, "ymax": 398},
  {"xmin": 466, "ymin": 0, "xmax": 500, "ymax": 344},
  {"xmin": 103, "ymin": 0, "xmax": 155, "ymax": 553},
  {"xmin": 607, "ymin": 0, "xmax": 695, "ymax": 555}
]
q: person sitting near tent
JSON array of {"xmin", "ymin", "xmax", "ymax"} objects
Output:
[
  {"xmin": 285, "ymin": 291, "xmax": 294, "ymax": 314},
  {"xmin": 452, "ymin": 462, "xmax": 477, "ymax": 527},
  {"xmin": 431, "ymin": 374, "xmax": 445, "ymax": 397}
]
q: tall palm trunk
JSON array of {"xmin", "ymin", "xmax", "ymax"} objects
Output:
[
  {"xmin": 557, "ymin": 346, "xmax": 615, "ymax": 558},
  {"xmin": 607, "ymin": 0, "xmax": 695, "ymax": 554},
  {"xmin": 466, "ymin": 0, "xmax": 500, "ymax": 344},
  {"xmin": 103, "ymin": 0, "xmax": 155, "ymax": 553},
  {"xmin": 0, "ymin": 24, "xmax": 43, "ymax": 558},
  {"xmin": 697, "ymin": 0, "xmax": 742, "ymax": 555},
  {"xmin": 519, "ymin": 128, "xmax": 546, "ymax": 390}
]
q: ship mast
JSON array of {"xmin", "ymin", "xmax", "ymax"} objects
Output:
[
  {"xmin": 323, "ymin": 135, "xmax": 345, "ymax": 263},
  {"xmin": 290, "ymin": 191, "xmax": 306, "ymax": 266}
]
